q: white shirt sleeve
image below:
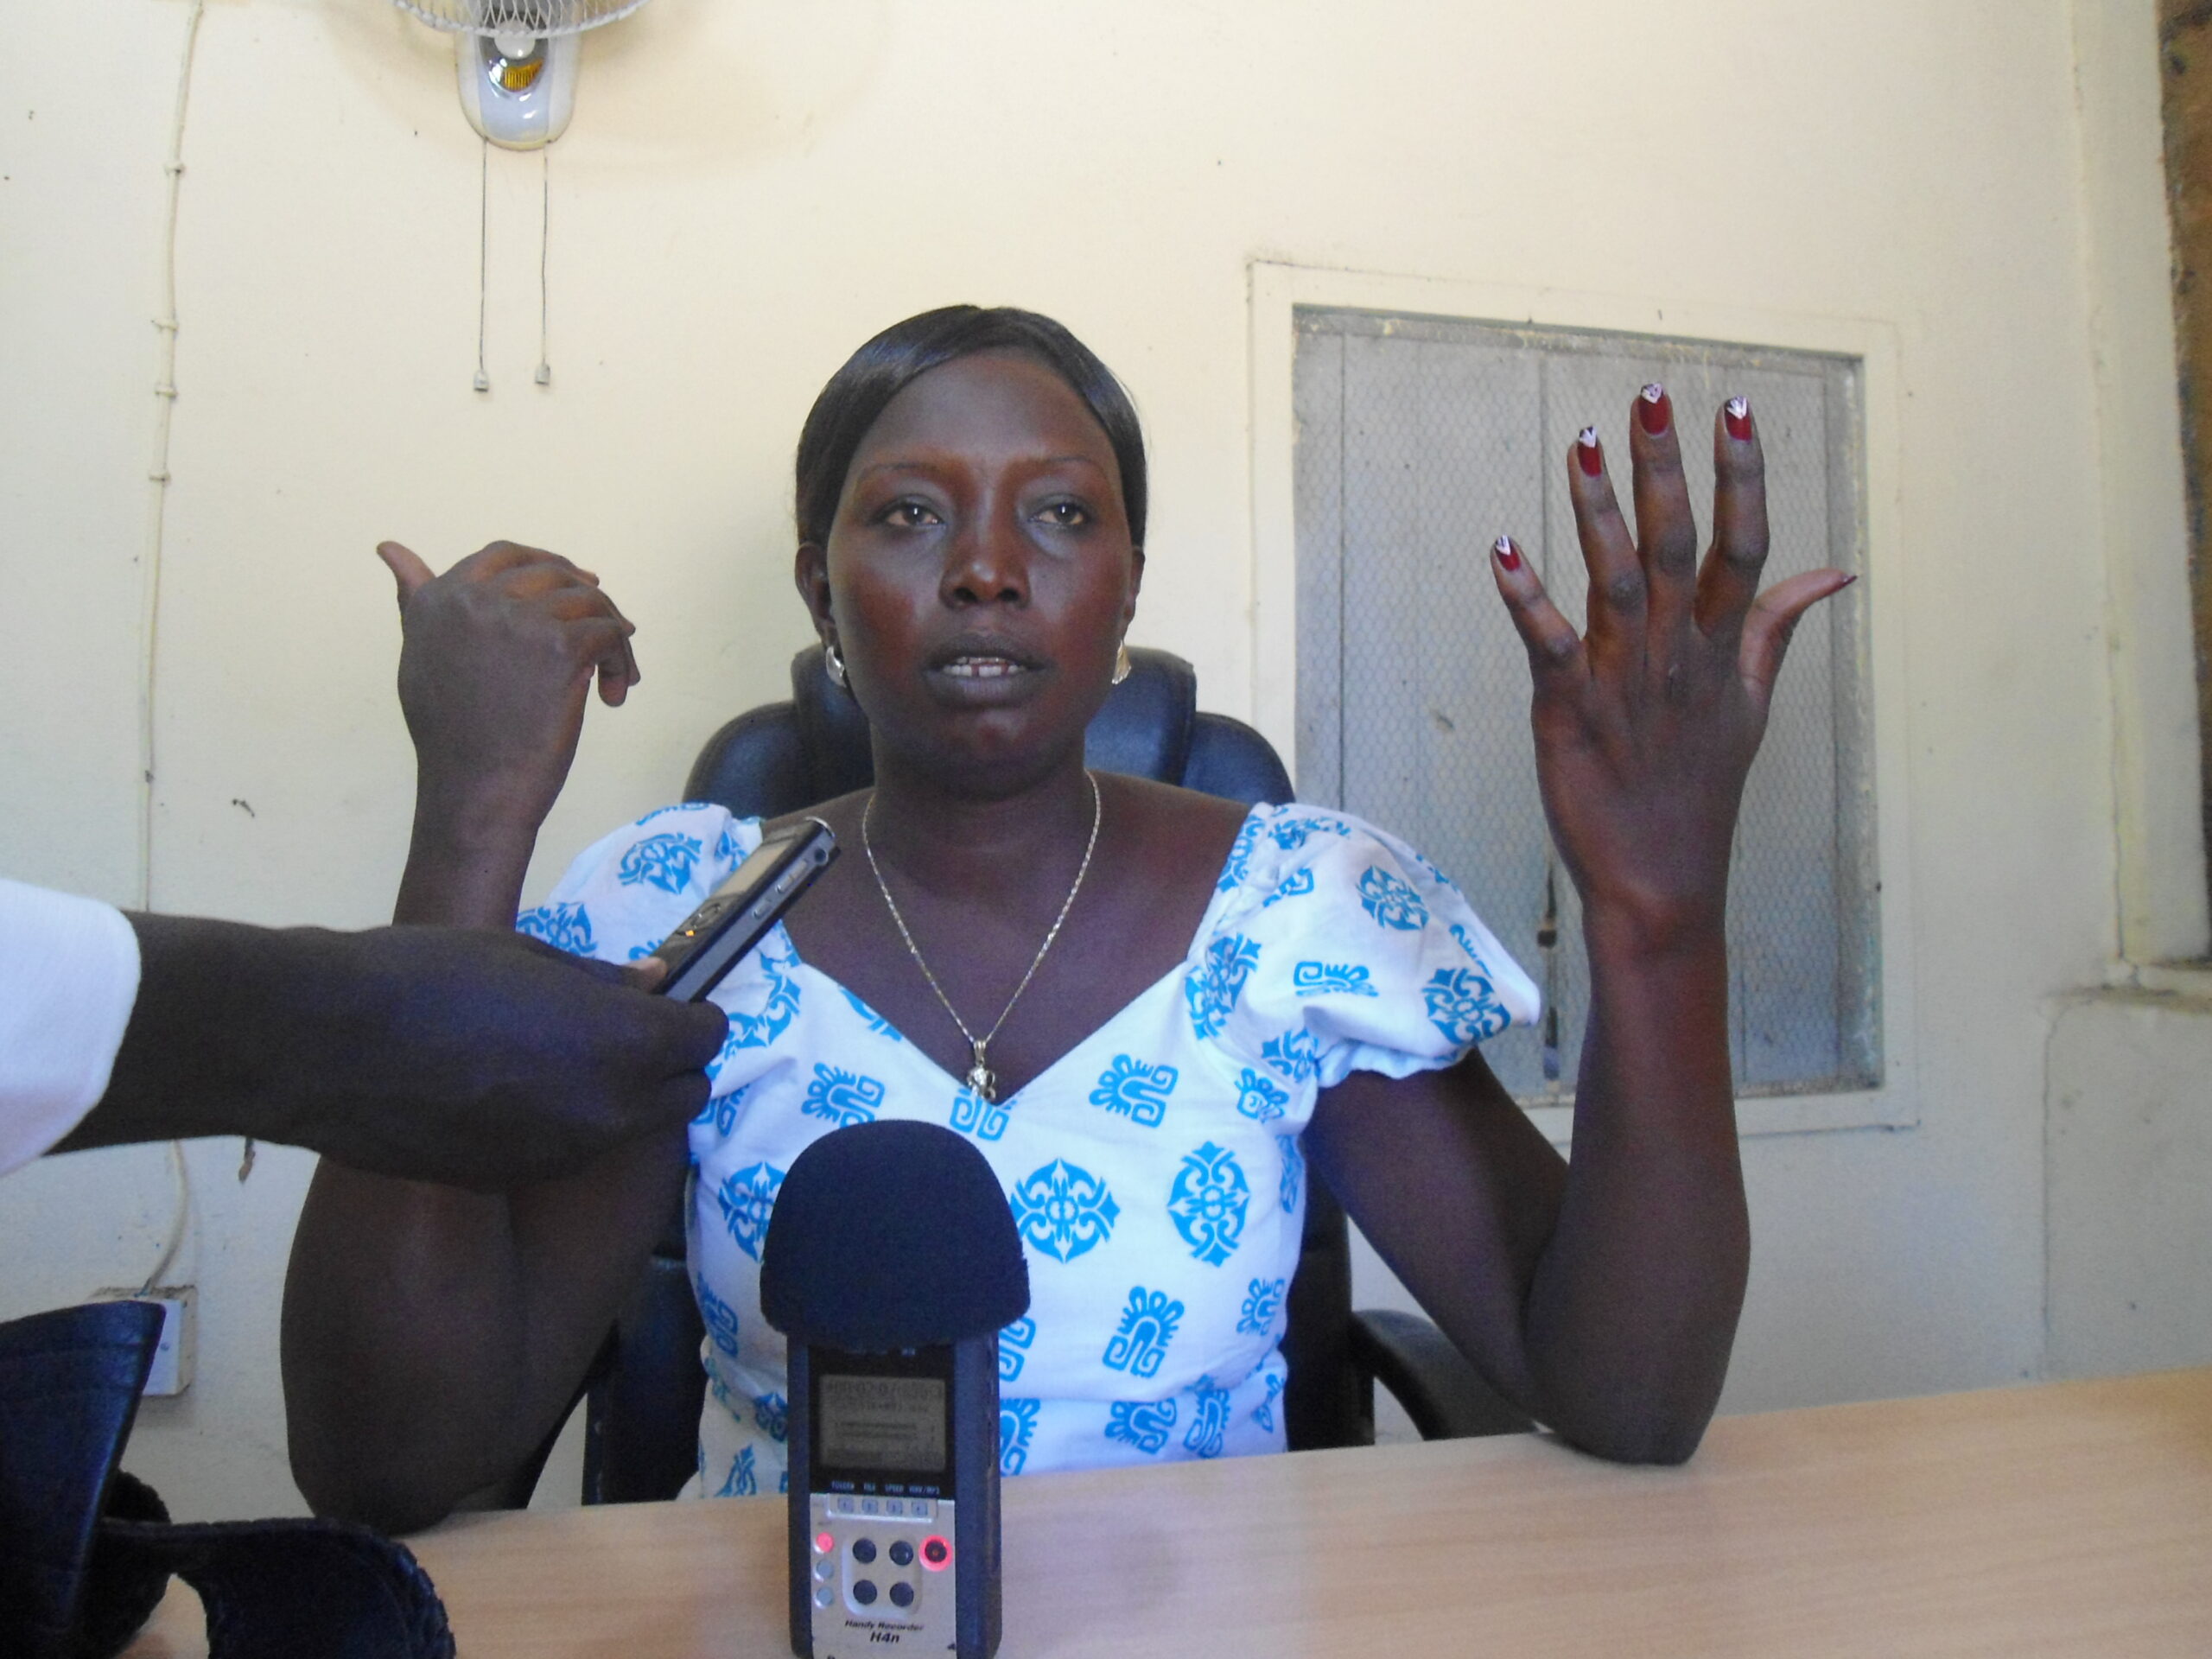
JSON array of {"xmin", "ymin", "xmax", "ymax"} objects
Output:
[{"xmin": 0, "ymin": 879, "xmax": 143, "ymax": 1176}]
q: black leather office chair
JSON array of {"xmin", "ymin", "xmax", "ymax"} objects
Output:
[{"xmin": 533, "ymin": 645, "xmax": 1529, "ymax": 1506}]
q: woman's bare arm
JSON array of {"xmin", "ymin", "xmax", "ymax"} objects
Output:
[
  {"xmin": 1309, "ymin": 955, "xmax": 1741, "ymax": 1464},
  {"xmin": 1309, "ymin": 391, "xmax": 1848, "ymax": 1463}
]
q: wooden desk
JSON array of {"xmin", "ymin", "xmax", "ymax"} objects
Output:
[{"xmin": 124, "ymin": 1369, "xmax": 2212, "ymax": 1656}]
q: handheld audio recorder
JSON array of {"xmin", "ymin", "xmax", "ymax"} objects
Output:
[{"xmin": 648, "ymin": 817, "xmax": 836, "ymax": 1002}]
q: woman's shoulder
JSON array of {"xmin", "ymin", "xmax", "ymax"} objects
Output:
[
  {"xmin": 1091, "ymin": 783, "xmax": 1450, "ymax": 932},
  {"xmin": 1201, "ymin": 800, "xmax": 1535, "ymax": 998},
  {"xmin": 521, "ymin": 803, "xmax": 760, "ymax": 962},
  {"xmin": 1103, "ymin": 774, "xmax": 1255, "ymax": 849},
  {"xmin": 578, "ymin": 803, "xmax": 758, "ymax": 895},
  {"xmin": 1195, "ymin": 803, "xmax": 1541, "ymax": 1077},
  {"xmin": 1212, "ymin": 801, "xmax": 1441, "ymax": 905}
]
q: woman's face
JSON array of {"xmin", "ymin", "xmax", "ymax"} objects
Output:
[{"xmin": 798, "ymin": 349, "xmax": 1143, "ymax": 785}]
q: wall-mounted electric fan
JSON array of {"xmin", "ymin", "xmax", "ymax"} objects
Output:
[{"xmin": 392, "ymin": 1, "xmax": 652, "ymax": 149}]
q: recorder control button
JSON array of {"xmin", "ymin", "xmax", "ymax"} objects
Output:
[
  {"xmin": 921, "ymin": 1536, "xmax": 950, "ymax": 1570},
  {"xmin": 850, "ymin": 1538, "xmax": 877, "ymax": 1564},
  {"xmin": 890, "ymin": 1583, "xmax": 916, "ymax": 1609},
  {"xmin": 813, "ymin": 1586, "xmax": 835, "ymax": 1610},
  {"xmin": 813, "ymin": 1557, "xmax": 834, "ymax": 1583},
  {"xmin": 888, "ymin": 1541, "xmax": 914, "ymax": 1567},
  {"xmin": 853, "ymin": 1580, "xmax": 879, "ymax": 1606}
]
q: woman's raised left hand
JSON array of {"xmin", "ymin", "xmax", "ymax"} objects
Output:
[{"xmin": 1490, "ymin": 389, "xmax": 1853, "ymax": 954}]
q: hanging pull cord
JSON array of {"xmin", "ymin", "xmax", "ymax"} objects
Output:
[
  {"xmin": 535, "ymin": 147, "xmax": 552, "ymax": 386},
  {"xmin": 474, "ymin": 136, "xmax": 491, "ymax": 392}
]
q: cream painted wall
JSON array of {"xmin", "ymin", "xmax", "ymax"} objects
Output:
[
  {"xmin": 0, "ymin": 0, "xmax": 2196, "ymax": 1517},
  {"xmin": 2047, "ymin": 988, "xmax": 2212, "ymax": 1381}
]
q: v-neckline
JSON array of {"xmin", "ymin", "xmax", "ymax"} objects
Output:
[{"xmin": 768, "ymin": 801, "xmax": 1265, "ymax": 1105}]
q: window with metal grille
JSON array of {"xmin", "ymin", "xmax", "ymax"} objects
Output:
[{"xmin": 1292, "ymin": 308, "xmax": 1878, "ymax": 1103}]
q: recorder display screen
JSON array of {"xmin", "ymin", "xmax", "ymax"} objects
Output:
[
  {"xmin": 817, "ymin": 1374, "xmax": 948, "ymax": 1473},
  {"xmin": 717, "ymin": 837, "xmax": 791, "ymax": 903}
]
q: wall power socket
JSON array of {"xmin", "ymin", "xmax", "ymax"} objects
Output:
[{"xmin": 92, "ymin": 1286, "xmax": 195, "ymax": 1395}]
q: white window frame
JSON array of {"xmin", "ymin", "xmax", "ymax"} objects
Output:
[{"xmin": 1246, "ymin": 260, "xmax": 1918, "ymax": 1144}]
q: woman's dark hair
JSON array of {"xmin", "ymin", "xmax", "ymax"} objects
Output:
[{"xmin": 794, "ymin": 306, "xmax": 1147, "ymax": 550}]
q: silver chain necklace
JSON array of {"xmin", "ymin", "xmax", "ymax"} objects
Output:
[{"xmin": 861, "ymin": 771, "xmax": 1103, "ymax": 1104}]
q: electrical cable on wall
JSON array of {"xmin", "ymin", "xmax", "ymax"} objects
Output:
[
  {"xmin": 138, "ymin": 1140, "xmax": 191, "ymax": 1296},
  {"xmin": 131, "ymin": 0, "xmax": 208, "ymax": 1292},
  {"xmin": 142, "ymin": 0, "xmax": 203, "ymax": 906}
]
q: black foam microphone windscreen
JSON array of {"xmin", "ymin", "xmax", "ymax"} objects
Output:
[{"xmin": 760, "ymin": 1119, "xmax": 1029, "ymax": 1352}]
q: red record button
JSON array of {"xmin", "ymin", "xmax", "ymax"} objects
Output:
[
  {"xmin": 813, "ymin": 1532, "xmax": 835, "ymax": 1556},
  {"xmin": 920, "ymin": 1536, "xmax": 951, "ymax": 1571}
]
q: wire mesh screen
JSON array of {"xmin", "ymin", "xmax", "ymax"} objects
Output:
[
  {"xmin": 392, "ymin": 0, "xmax": 648, "ymax": 35},
  {"xmin": 1293, "ymin": 309, "xmax": 1878, "ymax": 1104}
]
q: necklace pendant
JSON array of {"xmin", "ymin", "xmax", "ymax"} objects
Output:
[
  {"xmin": 864, "ymin": 772, "xmax": 1100, "ymax": 1120},
  {"xmin": 965, "ymin": 1049, "xmax": 997, "ymax": 1103}
]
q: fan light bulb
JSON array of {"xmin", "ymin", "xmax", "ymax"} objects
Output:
[
  {"xmin": 391, "ymin": 3, "xmax": 650, "ymax": 149},
  {"xmin": 460, "ymin": 30, "xmax": 576, "ymax": 149}
]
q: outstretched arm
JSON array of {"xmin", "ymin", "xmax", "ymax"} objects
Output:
[
  {"xmin": 50, "ymin": 914, "xmax": 721, "ymax": 1185},
  {"xmin": 1309, "ymin": 391, "xmax": 1850, "ymax": 1463}
]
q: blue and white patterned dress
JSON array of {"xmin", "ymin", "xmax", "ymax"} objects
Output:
[{"xmin": 524, "ymin": 799, "xmax": 1539, "ymax": 1497}]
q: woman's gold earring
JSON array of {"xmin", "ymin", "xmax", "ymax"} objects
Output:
[
  {"xmin": 823, "ymin": 641, "xmax": 849, "ymax": 690},
  {"xmin": 1111, "ymin": 644, "xmax": 1132, "ymax": 685}
]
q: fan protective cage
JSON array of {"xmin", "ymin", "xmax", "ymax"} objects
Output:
[{"xmin": 392, "ymin": 0, "xmax": 648, "ymax": 35}]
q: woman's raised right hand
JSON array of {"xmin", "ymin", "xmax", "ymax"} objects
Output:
[{"xmin": 378, "ymin": 539, "xmax": 640, "ymax": 845}]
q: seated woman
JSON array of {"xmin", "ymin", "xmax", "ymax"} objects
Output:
[{"xmin": 282, "ymin": 307, "xmax": 1847, "ymax": 1530}]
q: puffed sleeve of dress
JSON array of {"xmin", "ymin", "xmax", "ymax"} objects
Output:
[
  {"xmin": 1188, "ymin": 804, "xmax": 1541, "ymax": 1093},
  {"xmin": 512, "ymin": 804, "xmax": 747, "ymax": 967}
]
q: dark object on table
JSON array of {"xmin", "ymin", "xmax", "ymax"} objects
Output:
[{"xmin": 0, "ymin": 1300, "xmax": 454, "ymax": 1659}]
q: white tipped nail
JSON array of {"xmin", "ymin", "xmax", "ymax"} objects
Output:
[
  {"xmin": 1578, "ymin": 425, "xmax": 1599, "ymax": 448},
  {"xmin": 1640, "ymin": 383, "xmax": 1664, "ymax": 404},
  {"xmin": 1726, "ymin": 396, "xmax": 1748, "ymax": 420}
]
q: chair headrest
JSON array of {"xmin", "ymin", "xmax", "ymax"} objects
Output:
[{"xmin": 790, "ymin": 647, "xmax": 875, "ymax": 804}]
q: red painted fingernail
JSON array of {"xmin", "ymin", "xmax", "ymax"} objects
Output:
[
  {"xmin": 1576, "ymin": 426, "xmax": 1603, "ymax": 477},
  {"xmin": 1492, "ymin": 534, "xmax": 1521, "ymax": 572},
  {"xmin": 1637, "ymin": 384, "xmax": 1670, "ymax": 436},
  {"xmin": 1725, "ymin": 396, "xmax": 1752, "ymax": 442}
]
